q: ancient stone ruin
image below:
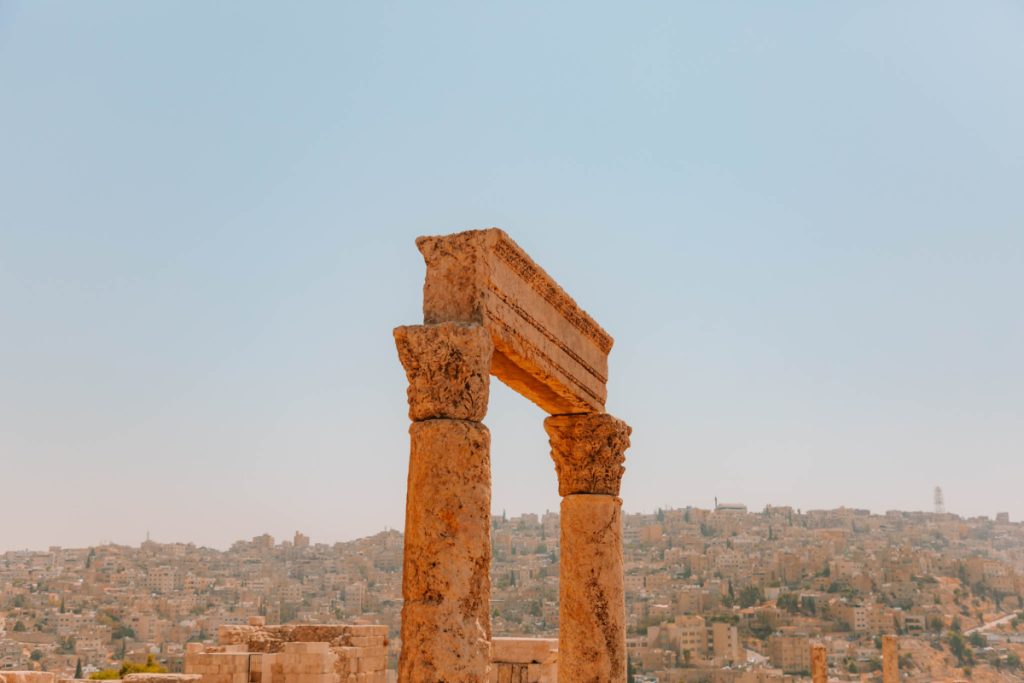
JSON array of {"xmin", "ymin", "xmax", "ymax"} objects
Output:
[
  {"xmin": 184, "ymin": 621, "xmax": 387, "ymax": 683},
  {"xmin": 394, "ymin": 228, "xmax": 632, "ymax": 682}
]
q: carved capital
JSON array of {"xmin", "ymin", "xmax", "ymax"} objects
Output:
[
  {"xmin": 544, "ymin": 413, "xmax": 631, "ymax": 497},
  {"xmin": 394, "ymin": 322, "xmax": 494, "ymax": 422}
]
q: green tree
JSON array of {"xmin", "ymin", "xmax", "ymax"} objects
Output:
[
  {"xmin": 947, "ymin": 632, "xmax": 974, "ymax": 666},
  {"xmin": 777, "ymin": 593, "xmax": 800, "ymax": 613},
  {"xmin": 118, "ymin": 655, "xmax": 167, "ymax": 677},
  {"xmin": 112, "ymin": 625, "xmax": 136, "ymax": 640},
  {"xmin": 75, "ymin": 659, "xmax": 84, "ymax": 679},
  {"xmin": 968, "ymin": 631, "xmax": 985, "ymax": 648},
  {"xmin": 738, "ymin": 586, "xmax": 764, "ymax": 608},
  {"xmin": 31, "ymin": 650, "xmax": 43, "ymax": 662}
]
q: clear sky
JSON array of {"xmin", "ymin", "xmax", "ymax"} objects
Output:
[{"xmin": 2, "ymin": 1, "xmax": 1022, "ymax": 551}]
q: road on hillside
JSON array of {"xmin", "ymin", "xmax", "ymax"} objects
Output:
[{"xmin": 965, "ymin": 613, "xmax": 1016, "ymax": 635}]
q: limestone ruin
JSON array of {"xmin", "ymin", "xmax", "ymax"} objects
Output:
[
  {"xmin": 184, "ymin": 621, "xmax": 388, "ymax": 683},
  {"xmin": 395, "ymin": 229, "xmax": 632, "ymax": 682}
]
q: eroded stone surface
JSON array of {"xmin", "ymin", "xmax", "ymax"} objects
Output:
[
  {"xmin": 0, "ymin": 673, "xmax": 55, "ymax": 683},
  {"xmin": 416, "ymin": 228, "xmax": 612, "ymax": 415},
  {"xmin": 400, "ymin": 419, "xmax": 492, "ymax": 682},
  {"xmin": 811, "ymin": 643, "xmax": 828, "ymax": 683},
  {"xmin": 395, "ymin": 323, "xmax": 493, "ymax": 422},
  {"xmin": 123, "ymin": 676, "xmax": 201, "ymax": 683},
  {"xmin": 190, "ymin": 623, "xmax": 388, "ymax": 683},
  {"xmin": 558, "ymin": 495, "xmax": 625, "ymax": 683},
  {"xmin": 882, "ymin": 635, "xmax": 898, "ymax": 683},
  {"xmin": 544, "ymin": 413, "xmax": 631, "ymax": 497}
]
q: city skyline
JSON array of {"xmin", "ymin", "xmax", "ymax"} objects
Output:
[{"xmin": 0, "ymin": 496, "xmax": 1009, "ymax": 555}]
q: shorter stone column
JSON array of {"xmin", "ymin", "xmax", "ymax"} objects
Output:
[
  {"xmin": 545, "ymin": 413, "xmax": 631, "ymax": 683},
  {"xmin": 395, "ymin": 323, "xmax": 494, "ymax": 683},
  {"xmin": 882, "ymin": 635, "xmax": 898, "ymax": 683},
  {"xmin": 811, "ymin": 643, "xmax": 828, "ymax": 683}
]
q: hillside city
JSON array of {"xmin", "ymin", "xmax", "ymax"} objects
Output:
[{"xmin": 4, "ymin": 503, "xmax": 1024, "ymax": 682}]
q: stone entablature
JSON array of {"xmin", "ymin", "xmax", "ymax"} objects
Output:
[{"xmin": 417, "ymin": 228, "xmax": 612, "ymax": 414}]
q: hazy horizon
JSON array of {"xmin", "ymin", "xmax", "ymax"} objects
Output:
[
  {"xmin": 0, "ymin": 498, "xmax": 1000, "ymax": 555},
  {"xmin": 2, "ymin": 2, "xmax": 1022, "ymax": 551}
]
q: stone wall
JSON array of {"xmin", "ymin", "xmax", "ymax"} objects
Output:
[
  {"xmin": 489, "ymin": 638, "xmax": 556, "ymax": 683},
  {"xmin": 0, "ymin": 672, "xmax": 57, "ymax": 683},
  {"xmin": 185, "ymin": 623, "xmax": 387, "ymax": 683}
]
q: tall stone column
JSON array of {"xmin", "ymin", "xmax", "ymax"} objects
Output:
[
  {"xmin": 544, "ymin": 413, "xmax": 631, "ymax": 683},
  {"xmin": 882, "ymin": 635, "xmax": 898, "ymax": 683},
  {"xmin": 811, "ymin": 643, "xmax": 828, "ymax": 683},
  {"xmin": 394, "ymin": 323, "xmax": 494, "ymax": 683}
]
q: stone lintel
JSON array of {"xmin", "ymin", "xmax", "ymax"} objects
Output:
[
  {"xmin": 544, "ymin": 413, "xmax": 631, "ymax": 497},
  {"xmin": 394, "ymin": 322, "xmax": 493, "ymax": 422},
  {"xmin": 416, "ymin": 228, "xmax": 612, "ymax": 415}
]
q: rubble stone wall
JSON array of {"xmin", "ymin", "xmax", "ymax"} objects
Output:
[{"xmin": 185, "ymin": 624, "xmax": 387, "ymax": 683}]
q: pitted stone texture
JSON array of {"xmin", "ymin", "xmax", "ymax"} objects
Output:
[
  {"xmin": 400, "ymin": 419, "xmax": 492, "ymax": 683},
  {"xmin": 559, "ymin": 495, "xmax": 625, "ymax": 683},
  {"xmin": 882, "ymin": 635, "xmax": 898, "ymax": 683},
  {"xmin": 0, "ymin": 674, "xmax": 55, "ymax": 683},
  {"xmin": 124, "ymin": 676, "xmax": 201, "ymax": 683},
  {"xmin": 395, "ymin": 323, "xmax": 493, "ymax": 422},
  {"xmin": 811, "ymin": 644, "xmax": 827, "ymax": 683},
  {"xmin": 545, "ymin": 413, "xmax": 631, "ymax": 497}
]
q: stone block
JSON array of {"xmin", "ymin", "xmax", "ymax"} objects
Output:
[
  {"xmin": 417, "ymin": 228, "xmax": 613, "ymax": 414},
  {"xmin": 490, "ymin": 638, "xmax": 557, "ymax": 666},
  {"xmin": 123, "ymin": 676, "xmax": 201, "ymax": 683}
]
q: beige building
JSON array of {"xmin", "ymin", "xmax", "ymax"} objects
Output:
[
  {"xmin": 711, "ymin": 621, "xmax": 741, "ymax": 664},
  {"xmin": 767, "ymin": 634, "xmax": 811, "ymax": 674}
]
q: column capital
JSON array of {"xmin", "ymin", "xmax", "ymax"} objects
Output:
[
  {"xmin": 544, "ymin": 413, "xmax": 631, "ymax": 497},
  {"xmin": 394, "ymin": 322, "xmax": 493, "ymax": 422}
]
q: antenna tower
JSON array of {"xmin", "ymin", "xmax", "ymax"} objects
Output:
[{"xmin": 933, "ymin": 486, "xmax": 945, "ymax": 514}]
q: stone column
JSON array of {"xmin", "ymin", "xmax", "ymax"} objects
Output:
[
  {"xmin": 395, "ymin": 323, "xmax": 494, "ymax": 683},
  {"xmin": 544, "ymin": 413, "xmax": 631, "ymax": 683},
  {"xmin": 811, "ymin": 643, "xmax": 828, "ymax": 683},
  {"xmin": 882, "ymin": 635, "xmax": 898, "ymax": 683}
]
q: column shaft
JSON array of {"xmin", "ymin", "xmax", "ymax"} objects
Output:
[
  {"xmin": 811, "ymin": 644, "xmax": 827, "ymax": 683},
  {"xmin": 395, "ymin": 323, "xmax": 494, "ymax": 683},
  {"xmin": 399, "ymin": 420, "xmax": 492, "ymax": 682},
  {"xmin": 882, "ymin": 635, "xmax": 898, "ymax": 683},
  {"xmin": 559, "ymin": 494, "xmax": 626, "ymax": 683}
]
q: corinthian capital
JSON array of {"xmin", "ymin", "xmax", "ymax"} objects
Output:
[
  {"xmin": 544, "ymin": 413, "xmax": 631, "ymax": 497},
  {"xmin": 394, "ymin": 322, "xmax": 493, "ymax": 422}
]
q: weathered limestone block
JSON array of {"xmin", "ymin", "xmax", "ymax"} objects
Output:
[
  {"xmin": 559, "ymin": 495, "xmax": 625, "ymax": 683},
  {"xmin": 416, "ymin": 228, "xmax": 613, "ymax": 414},
  {"xmin": 811, "ymin": 643, "xmax": 827, "ymax": 683},
  {"xmin": 882, "ymin": 635, "xmax": 898, "ymax": 683},
  {"xmin": 394, "ymin": 323, "xmax": 493, "ymax": 422},
  {"xmin": 545, "ymin": 413, "xmax": 631, "ymax": 497},
  {"xmin": 123, "ymin": 676, "xmax": 201, "ymax": 683},
  {"xmin": 400, "ymin": 419, "xmax": 492, "ymax": 682},
  {"xmin": 490, "ymin": 639, "xmax": 557, "ymax": 683},
  {"xmin": 0, "ymin": 674, "xmax": 56, "ymax": 683}
]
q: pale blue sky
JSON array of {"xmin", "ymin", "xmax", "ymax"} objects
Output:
[{"xmin": 1, "ymin": 2, "xmax": 1022, "ymax": 550}]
